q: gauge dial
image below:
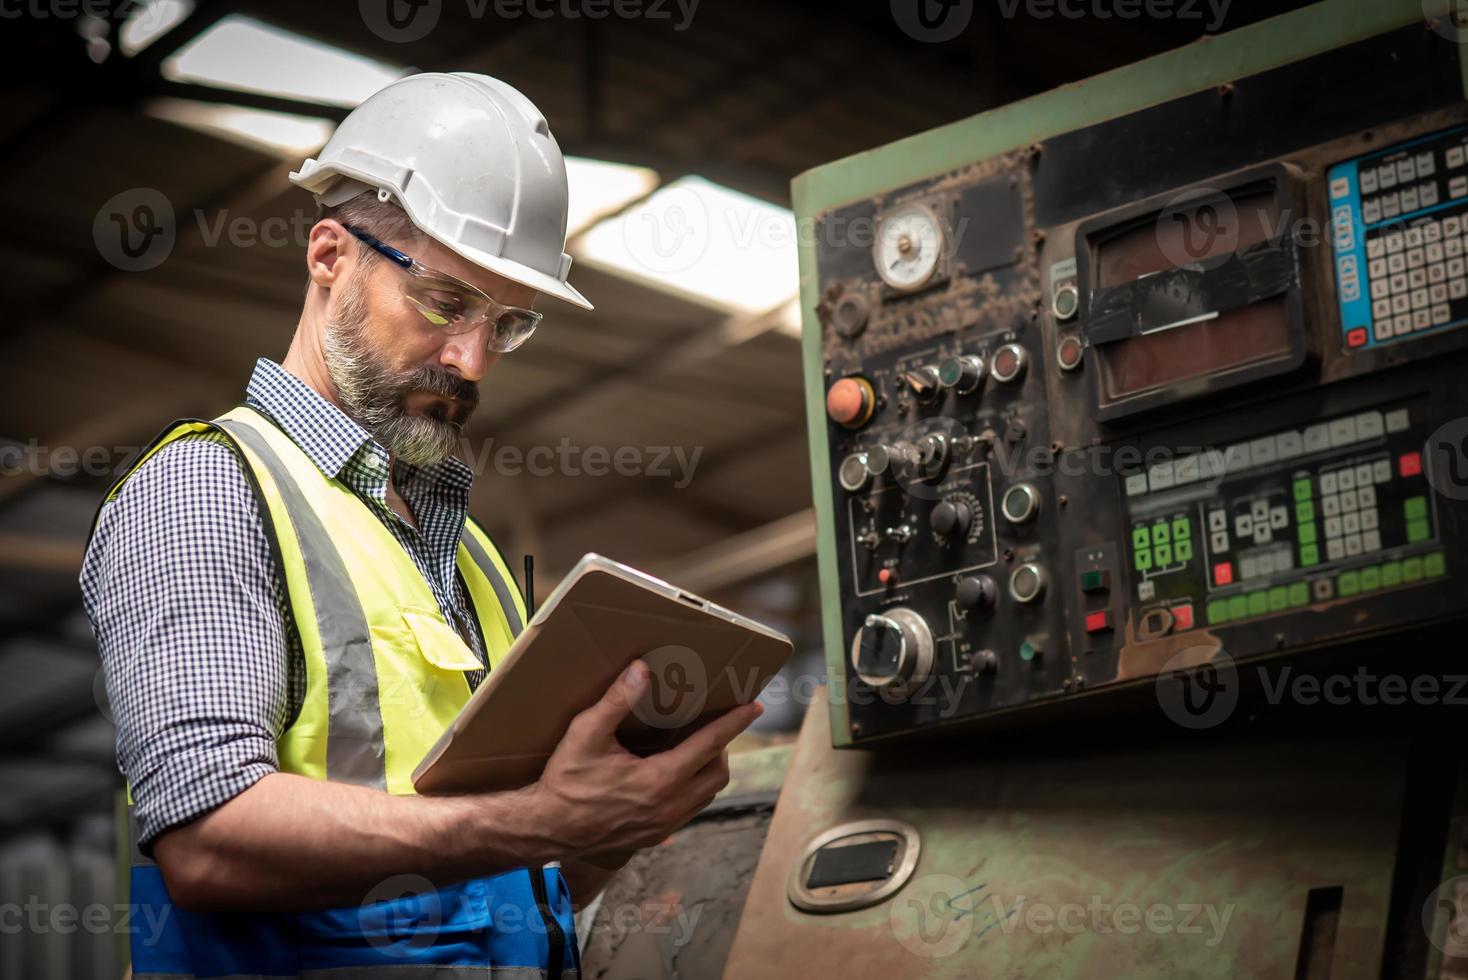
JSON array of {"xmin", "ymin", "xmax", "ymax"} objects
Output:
[{"xmin": 873, "ymin": 204, "xmax": 944, "ymax": 291}]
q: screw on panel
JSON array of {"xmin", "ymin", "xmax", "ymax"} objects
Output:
[{"xmin": 1217, "ymin": 83, "xmax": 1235, "ymax": 99}]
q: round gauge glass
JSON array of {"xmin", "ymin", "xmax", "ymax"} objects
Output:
[{"xmin": 873, "ymin": 204, "xmax": 944, "ymax": 291}]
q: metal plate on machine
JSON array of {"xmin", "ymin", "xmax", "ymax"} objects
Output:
[{"xmin": 723, "ymin": 693, "xmax": 1404, "ymax": 979}]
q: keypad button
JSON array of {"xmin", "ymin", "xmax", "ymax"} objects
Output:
[
  {"xmin": 1361, "ymin": 507, "xmax": 1379, "ymax": 530},
  {"xmin": 1425, "ymin": 221, "xmax": 1444, "ymax": 243},
  {"xmin": 1386, "ymin": 231, "xmax": 1406, "ymax": 252}
]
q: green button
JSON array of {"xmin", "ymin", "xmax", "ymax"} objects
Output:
[
  {"xmin": 1426, "ymin": 551, "xmax": 1447, "ymax": 577},
  {"xmin": 1020, "ymin": 641, "xmax": 1038, "ymax": 662},
  {"xmin": 1208, "ymin": 599, "xmax": 1230, "ymax": 624},
  {"xmin": 1155, "ymin": 543, "xmax": 1173, "ymax": 566},
  {"xmin": 1247, "ymin": 591, "xmax": 1268, "ymax": 617},
  {"xmin": 1175, "ymin": 539, "xmax": 1192, "ymax": 563},
  {"xmin": 1298, "ymin": 522, "xmax": 1317, "ymax": 545},
  {"xmin": 1080, "ymin": 569, "xmax": 1108, "ymax": 592},
  {"xmin": 1134, "ymin": 547, "xmax": 1152, "ymax": 572},
  {"xmin": 1339, "ymin": 571, "xmax": 1360, "ymax": 596},
  {"xmin": 1152, "ymin": 523, "xmax": 1170, "ymax": 546},
  {"xmin": 1405, "ymin": 496, "xmax": 1428, "ymax": 520},
  {"xmin": 1132, "ymin": 527, "xmax": 1150, "ymax": 551},
  {"xmin": 1360, "ymin": 566, "xmax": 1380, "ymax": 592},
  {"xmin": 1293, "ymin": 478, "xmax": 1313, "ymax": 501},
  {"xmin": 1172, "ymin": 517, "xmax": 1191, "ymax": 541},
  {"xmin": 1408, "ymin": 519, "xmax": 1431, "ymax": 543},
  {"xmin": 1227, "ymin": 595, "xmax": 1249, "ymax": 620},
  {"xmin": 1288, "ymin": 581, "xmax": 1310, "ymax": 607},
  {"xmin": 1268, "ymin": 586, "xmax": 1289, "ymax": 611},
  {"xmin": 1381, "ymin": 561, "xmax": 1403, "ymax": 587},
  {"xmin": 1300, "ymin": 543, "xmax": 1320, "ymax": 566},
  {"xmin": 1404, "ymin": 557, "xmax": 1424, "ymax": 582},
  {"xmin": 1296, "ymin": 500, "xmax": 1315, "ymax": 523}
]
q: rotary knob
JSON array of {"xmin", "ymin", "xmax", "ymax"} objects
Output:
[
  {"xmin": 851, "ymin": 608, "xmax": 935, "ymax": 693},
  {"xmin": 1001, "ymin": 483, "xmax": 1041, "ymax": 524},
  {"xmin": 903, "ymin": 365, "xmax": 942, "ymax": 403},
  {"xmin": 956, "ymin": 574, "xmax": 997, "ymax": 612},
  {"xmin": 938, "ymin": 354, "xmax": 985, "ymax": 394},
  {"xmin": 991, "ymin": 343, "xmax": 1028, "ymax": 384},
  {"xmin": 931, "ymin": 499, "xmax": 972, "ymax": 538}
]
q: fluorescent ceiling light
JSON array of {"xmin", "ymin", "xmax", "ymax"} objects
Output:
[
  {"xmin": 564, "ymin": 158, "xmax": 659, "ymax": 237},
  {"xmin": 162, "ymin": 15, "xmax": 405, "ymax": 108},
  {"xmin": 574, "ymin": 176, "xmax": 799, "ymax": 316},
  {"xmin": 147, "ymin": 97, "xmax": 335, "ymax": 157},
  {"xmin": 120, "ymin": 0, "xmax": 194, "ymax": 56}
]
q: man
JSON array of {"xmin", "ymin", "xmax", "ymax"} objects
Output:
[{"xmin": 80, "ymin": 72, "xmax": 760, "ymax": 978}]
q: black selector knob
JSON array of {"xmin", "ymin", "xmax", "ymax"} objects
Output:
[
  {"xmin": 904, "ymin": 366, "xmax": 942, "ymax": 403},
  {"xmin": 855, "ymin": 616, "xmax": 906, "ymax": 684},
  {"xmin": 931, "ymin": 499, "xmax": 973, "ymax": 538},
  {"xmin": 956, "ymin": 574, "xmax": 997, "ymax": 612}
]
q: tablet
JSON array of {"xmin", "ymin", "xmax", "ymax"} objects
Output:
[{"xmin": 412, "ymin": 553, "xmax": 794, "ymax": 795}]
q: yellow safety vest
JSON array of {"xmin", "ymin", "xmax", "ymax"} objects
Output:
[{"xmin": 98, "ymin": 404, "xmax": 576, "ymax": 980}]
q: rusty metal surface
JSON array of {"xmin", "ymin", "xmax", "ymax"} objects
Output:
[
  {"xmin": 724, "ymin": 690, "xmax": 1406, "ymax": 979},
  {"xmin": 579, "ymin": 745, "xmax": 793, "ymax": 979}
]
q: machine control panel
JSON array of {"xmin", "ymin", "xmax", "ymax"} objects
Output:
[{"xmin": 807, "ymin": 26, "xmax": 1468, "ymax": 744}]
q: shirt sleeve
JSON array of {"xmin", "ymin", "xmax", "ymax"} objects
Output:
[{"xmin": 80, "ymin": 432, "xmax": 292, "ymax": 854}]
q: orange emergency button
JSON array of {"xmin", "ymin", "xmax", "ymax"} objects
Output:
[{"xmin": 826, "ymin": 376, "xmax": 875, "ymax": 428}]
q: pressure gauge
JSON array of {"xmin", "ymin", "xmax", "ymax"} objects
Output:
[{"xmin": 873, "ymin": 203, "xmax": 944, "ymax": 291}]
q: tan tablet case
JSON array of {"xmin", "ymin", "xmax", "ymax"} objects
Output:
[{"xmin": 413, "ymin": 554, "xmax": 793, "ymax": 795}]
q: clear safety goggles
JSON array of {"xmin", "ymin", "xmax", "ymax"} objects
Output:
[{"xmin": 346, "ymin": 226, "xmax": 543, "ymax": 353}]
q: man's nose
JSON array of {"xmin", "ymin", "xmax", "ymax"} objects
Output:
[{"xmin": 438, "ymin": 329, "xmax": 491, "ymax": 382}]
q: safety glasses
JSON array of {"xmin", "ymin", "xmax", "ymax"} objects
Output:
[{"xmin": 345, "ymin": 226, "xmax": 542, "ymax": 353}]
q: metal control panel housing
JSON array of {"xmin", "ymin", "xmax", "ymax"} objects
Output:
[{"xmin": 797, "ymin": 5, "xmax": 1468, "ymax": 746}]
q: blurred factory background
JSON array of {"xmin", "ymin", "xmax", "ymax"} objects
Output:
[{"xmin": 0, "ymin": 1, "xmax": 1306, "ymax": 975}]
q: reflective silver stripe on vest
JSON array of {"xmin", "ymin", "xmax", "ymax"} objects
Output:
[
  {"xmin": 218, "ymin": 417, "xmax": 387, "ymax": 790},
  {"xmin": 135, "ymin": 969, "xmax": 578, "ymax": 979},
  {"xmin": 460, "ymin": 526, "xmax": 523, "ymax": 638}
]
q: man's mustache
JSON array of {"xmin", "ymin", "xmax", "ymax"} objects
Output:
[{"xmin": 397, "ymin": 368, "xmax": 479, "ymax": 409}]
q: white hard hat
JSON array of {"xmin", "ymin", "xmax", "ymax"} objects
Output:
[{"xmin": 291, "ymin": 72, "xmax": 592, "ymax": 310}]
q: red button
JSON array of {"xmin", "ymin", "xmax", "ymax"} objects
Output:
[
  {"xmin": 1085, "ymin": 610, "xmax": 1112, "ymax": 633},
  {"xmin": 1213, "ymin": 562, "xmax": 1233, "ymax": 586},
  {"xmin": 1400, "ymin": 451, "xmax": 1422, "ymax": 478},
  {"xmin": 1172, "ymin": 604, "xmax": 1194, "ymax": 631},
  {"xmin": 878, "ymin": 568, "xmax": 895, "ymax": 586},
  {"xmin": 1346, "ymin": 327, "xmax": 1368, "ymax": 348}
]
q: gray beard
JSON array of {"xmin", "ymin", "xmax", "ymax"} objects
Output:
[{"xmin": 320, "ymin": 272, "xmax": 477, "ymax": 467}]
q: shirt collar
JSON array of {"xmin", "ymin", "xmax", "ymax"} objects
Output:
[{"xmin": 242, "ymin": 358, "xmax": 476, "ymax": 494}]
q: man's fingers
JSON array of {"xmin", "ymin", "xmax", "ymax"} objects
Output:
[
  {"xmin": 664, "ymin": 700, "xmax": 762, "ymax": 778},
  {"xmin": 573, "ymin": 661, "xmax": 648, "ymax": 740}
]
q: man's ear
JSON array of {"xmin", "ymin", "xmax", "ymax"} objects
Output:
[{"xmin": 306, "ymin": 219, "xmax": 355, "ymax": 289}]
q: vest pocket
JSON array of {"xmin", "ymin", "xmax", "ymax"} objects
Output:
[{"xmin": 399, "ymin": 605, "xmax": 484, "ymax": 671}]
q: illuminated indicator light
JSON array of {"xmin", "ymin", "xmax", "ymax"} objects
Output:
[
  {"xmin": 1338, "ymin": 571, "xmax": 1360, "ymax": 596},
  {"xmin": 1404, "ymin": 495, "xmax": 1428, "ymax": 520},
  {"xmin": 995, "ymin": 349, "xmax": 1017, "ymax": 376},
  {"xmin": 1267, "ymin": 586, "xmax": 1289, "ymax": 611},
  {"xmin": 1403, "ymin": 557, "xmax": 1424, "ymax": 582},
  {"xmin": 1300, "ymin": 544, "xmax": 1319, "ymax": 566},
  {"xmin": 1296, "ymin": 500, "xmax": 1315, "ymax": 523},
  {"xmin": 1246, "ymin": 591, "xmax": 1268, "ymax": 616},
  {"xmin": 1175, "ymin": 539, "xmax": 1192, "ymax": 562},
  {"xmin": 1288, "ymin": 582, "xmax": 1310, "ymax": 607},
  {"xmin": 1298, "ymin": 522, "xmax": 1317, "ymax": 545},
  {"xmin": 1206, "ymin": 600, "xmax": 1229, "ymax": 624},
  {"xmin": 1152, "ymin": 523, "xmax": 1170, "ymax": 546},
  {"xmin": 1347, "ymin": 327, "xmax": 1368, "ymax": 348},
  {"xmin": 1381, "ymin": 561, "xmax": 1402, "ymax": 586},
  {"xmin": 1057, "ymin": 336, "xmax": 1084, "ymax": 371},
  {"xmin": 1135, "ymin": 548, "xmax": 1152, "ymax": 572},
  {"xmin": 1408, "ymin": 520, "xmax": 1431, "ymax": 543},
  {"xmin": 1084, "ymin": 610, "xmax": 1112, "ymax": 633},
  {"xmin": 1426, "ymin": 551, "xmax": 1446, "ymax": 577},
  {"xmin": 1132, "ymin": 527, "xmax": 1151, "ymax": 550},
  {"xmin": 1293, "ymin": 479, "xmax": 1313, "ymax": 502},
  {"xmin": 1227, "ymin": 595, "xmax": 1248, "ymax": 620},
  {"xmin": 1172, "ymin": 517, "xmax": 1190, "ymax": 540},
  {"xmin": 1020, "ymin": 640, "xmax": 1041, "ymax": 661},
  {"xmin": 1213, "ymin": 561, "xmax": 1233, "ymax": 586},
  {"xmin": 1359, "ymin": 566, "xmax": 1380, "ymax": 592},
  {"xmin": 1172, "ymin": 604, "xmax": 1194, "ymax": 631},
  {"xmin": 1155, "ymin": 543, "xmax": 1172, "ymax": 565},
  {"xmin": 878, "ymin": 567, "xmax": 895, "ymax": 585},
  {"xmin": 1399, "ymin": 452, "xmax": 1422, "ymax": 478}
]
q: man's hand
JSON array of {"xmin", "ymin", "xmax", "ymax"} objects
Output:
[{"xmin": 530, "ymin": 660, "xmax": 762, "ymax": 857}]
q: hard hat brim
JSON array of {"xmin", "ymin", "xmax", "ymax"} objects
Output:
[{"xmin": 431, "ymin": 232, "xmax": 594, "ymax": 312}]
